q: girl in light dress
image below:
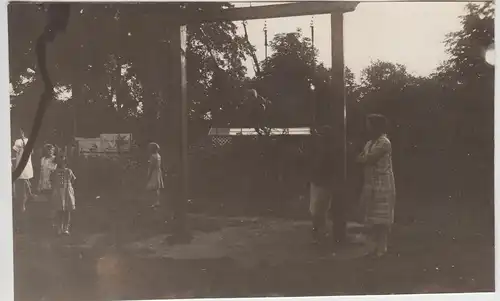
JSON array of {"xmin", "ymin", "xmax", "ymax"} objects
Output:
[
  {"xmin": 357, "ymin": 114, "xmax": 396, "ymax": 257},
  {"xmin": 38, "ymin": 144, "xmax": 57, "ymax": 195},
  {"xmin": 51, "ymin": 156, "xmax": 76, "ymax": 235},
  {"xmin": 11, "ymin": 128, "xmax": 35, "ymax": 233},
  {"xmin": 146, "ymin": 142, "xmax": 165, "ymax": 208}
]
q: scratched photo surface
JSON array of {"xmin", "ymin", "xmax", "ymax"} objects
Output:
[{"xmin": 9, "ymin": 1, "xmax": 494, "ymax": 300}]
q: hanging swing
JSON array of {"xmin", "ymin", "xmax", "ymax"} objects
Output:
[
  {"xmin": 205, "ymin": 15, "xmax": 318, "ymax": 155},
  {"xmin": 205, "ymin": 16, "xmax": 273, "ymax": 151}
]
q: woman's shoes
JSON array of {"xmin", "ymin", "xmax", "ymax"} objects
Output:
[
  {"xmin": 55, "ymin": 225, "xmax": 70, "ymax": 236},
  {"xmin": 63, "ymin": 225, "xmax": 71, "ymax": 235},
  {"xmin": 311, "ymin": 228, "xmax": 328, "ymax": 245},
  {"xmin": 366, "ymin": 246, "xmax": 388, "ymax": 259}
]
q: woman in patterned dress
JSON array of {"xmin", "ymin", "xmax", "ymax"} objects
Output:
[
  {"xmin": 357, "ymin": 114, "xmax": 396, "ymax": 257},
  {"xmin": 51, "ymin": 156, "xmax": 76, "ymax": 235},
  {"xmin": 146, "ymin": 142, "xmax": 165, "ymax": 207}
]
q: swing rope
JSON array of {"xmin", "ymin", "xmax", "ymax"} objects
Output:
[{"xmin": 242, "ymin": 20, "xmax": 261, "ymax": 76}]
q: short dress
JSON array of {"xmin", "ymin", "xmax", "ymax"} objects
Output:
[
  {"xmin": 146, "ymin": 153, "xmax": 164, "ymax": 191},
  {"xmin": 51, "ymin": 168, "xmax": 76, "ymax": 211},
  {"xmin": 38, "ymin": 156, "xmax": 57, "ymax": 192}
]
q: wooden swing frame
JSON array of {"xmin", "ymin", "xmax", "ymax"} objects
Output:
[{"xmin": 166, "ymin": 1, "xmax": 359, "ymax": 236}]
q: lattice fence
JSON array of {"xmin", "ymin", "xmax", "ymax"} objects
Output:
[{"xmin": 212, "ymin": 136, "xmax": 232, "ymax": 148}]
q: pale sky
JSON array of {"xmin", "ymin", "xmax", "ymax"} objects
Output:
[
  {"xmin": 10, "ymin": 1, "xmax": 471, "ymax": 95},
  {"xmin": 234, "ymin": 1, "xmax": 469, "ymax": 80}
]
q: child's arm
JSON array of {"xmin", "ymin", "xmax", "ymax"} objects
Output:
[
  {"xmin": 359, "ymin": 139, "xmax": 390, "ymax": 165},
  {"xmin": 39, "ymin": 157, "xmax": 44, "ymax": 179},
  {"xmin": 69, "ymin": 169, "xmax": 76, "ymax": 183},
  {"xmin": 147, "ymin": 157, "xmax": 154, "ymax": 180},
  {"xmin": 356, "ymin": 142, "xmax": 369, "ymax": 163},
  {"xmin": 161, "ymin": 159, "xmax": 167, "ymax": 176},
  {"xmin": 50, "ymin": 170, "xmax": 56, "ymax": 186}
]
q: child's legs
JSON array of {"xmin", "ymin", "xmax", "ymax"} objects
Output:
[
  {"xmin": 42, "ymin": 189, "xmax": 52, "ymax": 199},
  {"xmin": 145, "ymin": 190, "xmax": 160, "ymax": 207},
  {"xmin": 13, "ymin": 198, "xmax": 25, "ymax": 232},
  {"xmin": 16, "ymin": 180, "xmax": 29, "ymax": 211},
  {"xmin": 372, "ymin": 224, "xmax": 389, "ymax": 252},
  {"xmin": 54, "ymin": 210, "xmax": 64, "ymax": 230},
  {"xmin": 310, "ymin": 183, "xmax": 329, "ymax": 232},
  {"xmin": 13, "ymin": 181, "xmax": 28, "ymax": 232},
  {"xmin": 312, "ymin": 214, "xmax": 326, "ymax": 232},
  {"xmin": 63, "ymin": 210, "xmax": 72, "ymax": 229},
  {"xmin": 154, "ymin": 190, "xmax": 160, "ymax": 206}
]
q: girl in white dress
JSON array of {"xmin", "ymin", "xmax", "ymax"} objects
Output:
[
  {"xmin": 146, "ymin": 142, "xmax": 164, "ymax": 207},
  {"xmin": 51, "ymin": 156, "xmax": 76, "ymax": 235}
]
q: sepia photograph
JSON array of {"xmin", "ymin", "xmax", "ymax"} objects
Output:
[{"xmin": 8, "ymin": 1, "xmax": 495, "ymax": 300}]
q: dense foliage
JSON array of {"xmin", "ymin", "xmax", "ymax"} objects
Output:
[{"xmin": 9, "ymin": 2, "xmax": 494, "ymax": 204}]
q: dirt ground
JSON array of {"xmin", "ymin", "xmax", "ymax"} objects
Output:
[{"xmin": 14, "ymin": 192, "xmax": 495, "ymax": 301}]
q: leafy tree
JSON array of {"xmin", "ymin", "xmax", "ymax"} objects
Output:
[
  {"xmin": 435, "ymin": 2, "xmax": 494, "ymax": 198},
  {"xmin": 438, "ymin": 2, "xmax": 494, "ymax": 157},
  {"xmin": 8, "ymin": 2, "xmax": 495, "ymax": 203},
  {"xmin": 254, "ymin": 29, "xmax": 328, "ymax": 128},
  {"xmin": 440, "ymin": 2, "xmax": 494, "ymax": 85},
  {"xmin": 9, "ymin": 2, "xmax": 253, "ymax": 149}
]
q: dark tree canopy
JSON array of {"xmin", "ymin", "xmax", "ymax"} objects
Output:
[{"xmin": 9, "ymin": 2, "xmax": 495, "ymax": 201}]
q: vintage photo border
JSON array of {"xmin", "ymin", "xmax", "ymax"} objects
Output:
[{"xmin": 0, "ymin": 1, "xmax": 497, "ymax": 301}]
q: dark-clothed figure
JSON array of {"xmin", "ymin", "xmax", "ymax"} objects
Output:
[{"xmin": 308, "ymin": 125, "xmax": 335, "ymax": 244}]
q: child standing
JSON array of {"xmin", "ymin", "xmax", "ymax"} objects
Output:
[
  {"xmin": 51, "ymin": 156, "xmax": 76, "ymax": 235},
  {"xmin": 146, "ymin": 142, "xmax": 164, "ymax": 208},
  {"xmin": 38, "ymin": 144, "xmax": 57, "ymax": 195},
  {"xmin": 308, "ymin": 125, "xmax": 335, "ymax": 245}
]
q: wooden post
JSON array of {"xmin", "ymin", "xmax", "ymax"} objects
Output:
[
  {"xmin": 168, "ymin": 23, "xmax": 189, "ymax": 241},
  {"xmin": 330, "ymin": 12, "xmax": 347, "ymax": 243},
  {"xmin": 180, "ymin": 24, "xmax": 189, "ymax": 218}
]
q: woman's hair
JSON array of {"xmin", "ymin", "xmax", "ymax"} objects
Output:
[
  {"xmin": 43, "ymin": 144, "xmax": 55, "ymax": 156},
  {"xmin": 367, "ymin": 114, "xmax": 388, "ymax": 135},
  {"xmin": 56, "ymin": 155, "xmax": 67, "ymax": 167},
  {"xmin": 148, "ymin": 142, "xmax": 160, "ymax": 153}
]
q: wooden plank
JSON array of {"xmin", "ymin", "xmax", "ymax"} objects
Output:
[{"xmin": 178, "ymin": 1, "xmax": 359, "ymax": 24}]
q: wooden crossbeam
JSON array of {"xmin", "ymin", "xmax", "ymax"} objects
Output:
[{"xmin": 179, "ymin": 1, "xmax": 359, "ymax": 24}]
